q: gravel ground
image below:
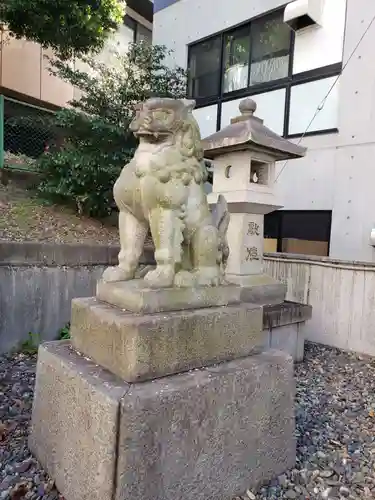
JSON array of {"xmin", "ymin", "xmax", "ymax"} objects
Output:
[{"xmin": 1, "ymin": 343, "xmax": 375, "ymax": 500}]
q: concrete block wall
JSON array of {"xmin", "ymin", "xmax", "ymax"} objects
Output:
[
  {"xmin": 265, "ymin": 252, "xmax": 375, "ymax": 356},
  {"xmin": 0, "ymin": 242, "xmax": 154, "ymax": 353}
]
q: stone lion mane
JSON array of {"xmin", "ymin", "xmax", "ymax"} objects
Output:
[{"xmin": 133, "ymin": 98, "xmax": 208, "ymax": 186}]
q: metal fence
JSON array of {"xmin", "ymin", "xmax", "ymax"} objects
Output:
[{"xmin": 0, "ymin": 95, "xmax": 56, "ymax": 172}]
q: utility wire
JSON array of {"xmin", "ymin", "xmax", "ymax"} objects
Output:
[{"xmin": 275, "ymin": 12, "xmax": 375, "ymax": 183}]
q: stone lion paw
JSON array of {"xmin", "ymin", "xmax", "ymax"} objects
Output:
[
  {"xmin": 194, "ymin": 267, "xmax": 221, "ymax": 287},
  {"xmin": 102, "ymin": 266, "xmax": 134, "ymax": 283},
  {"xmin": 144, "ymin": 265, "xmax": 175, "ymax": 288},
  {"xmin": 173, "ymin": 270, "xmax": 197, "ymax": 288}
]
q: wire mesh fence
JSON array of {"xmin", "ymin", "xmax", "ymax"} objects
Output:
[{"xmin": 0, "ymin": 95, "xmax": 57, "ymax": 172}]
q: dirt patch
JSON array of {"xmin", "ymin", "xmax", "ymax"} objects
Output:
[{"xmin": 0, "ymin": 182, "xmax": 121, "ymax": 245}]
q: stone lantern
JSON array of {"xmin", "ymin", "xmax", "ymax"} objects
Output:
[{"xmin": 203, "ymin": 98, "xmax": 306, "ymax": 305}]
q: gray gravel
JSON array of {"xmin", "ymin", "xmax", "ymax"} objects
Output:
[{"xmin": 1, "ymin": 343, "xmax": 375, "ymax": 500}]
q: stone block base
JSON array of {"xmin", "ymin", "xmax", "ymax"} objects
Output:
[
  {"xmin": 30, "ymin": 342, "xmax": 295, "ymax": 500},
  {"xmin": 226, "ymin": 273, "xmax": 287, "ymax": 306},
  {"xmin": 97, "ymin": 278, "xmax": 241, "ymax": 314},
  {"xmin": 29, "ymin": 341, "xmax": 129, "ymax": 500},
  {"xmin": 70, "ymin": 297, "xmax": 264, "ymax": 382},
  {"xmin": 263, "ymin": 301, "xmax": 313, "ymax": 362}
]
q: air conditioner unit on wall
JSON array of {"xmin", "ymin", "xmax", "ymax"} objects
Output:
[{"xmin": 284, "ymin": 0, "xmax": 324, "ymax": 31}]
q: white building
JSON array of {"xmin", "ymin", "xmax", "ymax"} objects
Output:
[{"xmin": 153, "ymin": 0, "xmax": 375, "ymax": 262}]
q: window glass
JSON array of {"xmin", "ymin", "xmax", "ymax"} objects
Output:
[
  {"xmin": 188, "ymin": 36, "xmax": 221, "ymax": 99},
  {"xmin": 289, "ymin": 76, "xmax": 339, "ymax": 135},
  {"xmin": 124, "ymin": 15, "xmax": 137, "ymax": 41},
  {"xmin": 136, "ymin": 24, "xmax": 152, "ymax": 44},
  {"xmin": 193, "ymin": 104, "xmax": 218, "ymax": 138},
  {"xmin": 221, "ymin": 89, "xmax": 286, "ymax": 135},
  {"xmin": 249, "ymin": 14, "xmax": 291, "ymax": 86},
  {"xmin": 223, "ymin": 26, "xmax": 250, "ymax": 93},
  {"xmin": 187, "ymin": 10, "xmax": 292, "ymax": 99}
]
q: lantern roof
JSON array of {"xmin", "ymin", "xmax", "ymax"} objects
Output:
[{"xmin": 202, "ymin": 98, "xmax": 307, "ymax": 161}]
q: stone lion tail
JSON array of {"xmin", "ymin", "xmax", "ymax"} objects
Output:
[{"xmin": 212, "ymin": 195, "xmax": 230, "ymax": 270}]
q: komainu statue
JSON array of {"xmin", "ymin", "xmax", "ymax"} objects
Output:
[{"xmin": 102, "ymin": 97, "xmax": 229, "ymax": 288}]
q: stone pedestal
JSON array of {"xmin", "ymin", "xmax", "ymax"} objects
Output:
[
  {"xmin": 30, "ymin": 341, "xmax": 295, "ymax": 500},
  {"xmin": 30, "ymin": 279, "xmax": 296, "ymax": 500},
  {"xmin": 70, "ymin": 296, "xmax": 264, "ymax": 382}
]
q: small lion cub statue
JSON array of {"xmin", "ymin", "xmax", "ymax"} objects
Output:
[{"xmin": 102, "ymin": 97, "xmax": 229, "ymax": 288}]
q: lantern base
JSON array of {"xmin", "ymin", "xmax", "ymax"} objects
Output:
[{"xmin": 226, "ymin": 273, "xmax": 287, "ymax": 306}]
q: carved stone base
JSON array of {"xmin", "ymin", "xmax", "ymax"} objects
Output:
[
  {"xmin": 70, "ymin": 297, "xmax": 264, "ymax": 382},
  {"xmin": 30, "ymin": 341, "xmax": 295, "ymax": 500},
  {"xmin": 97, "ymin": 278, "xmax": 241, "ymax": 314}
]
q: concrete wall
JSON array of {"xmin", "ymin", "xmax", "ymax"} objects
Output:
[
  {"xmin": 0, "ymin": 242, "xmax": 115, "ymax": 353},
  {"xmin": 264, "ymin": 252, "xmax": 375, "ymax": 356},
  {"xmin": 153, "ymin": 0, "xmax": 375, "ymax": 263},
  {"xmin": 0, "ymin": 242, "xmax": 153, "ymax": 353}
]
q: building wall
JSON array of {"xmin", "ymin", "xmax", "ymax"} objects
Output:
[
  {"xmin": 0, "ymin": 33, "xmax": 74, "ymax": 108},
  {"xmin": 0, "ymin": 6, "xmax": 152, "ymax": 109},
  {"xmin": 279, "ymin": 0, "xmax": 375, "ymax": 262},
  {"xmin": 154, "ymin": 0, "xmax": 375, "ymax": 262}
]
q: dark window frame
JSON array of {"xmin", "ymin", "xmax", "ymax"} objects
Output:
[
  {"xmin": 187, "ymin": 7, "xmax": 342, "ymax": 138},
  {"xmin": 124, "ymin": 14, "xmax": 137, "ymax": 43},
  {"xmin": 124, "ymin": 14, "xmax": 152, "ymax": 44},
  {"xmin": 187, "ymin": 35, "xmax": 222, "ymax": 100}
]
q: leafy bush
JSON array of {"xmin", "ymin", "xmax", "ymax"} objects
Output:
[
  {"xmin": 37, "ymin": 42, "xmax": 187, "ymax": 217},
  {"xmin": 58, "ymin": 324, "xmax": 71, "ymax": 340},
  {"xmin": 1, "ymin": 0, "xmax": 125, "ymax": 59}
]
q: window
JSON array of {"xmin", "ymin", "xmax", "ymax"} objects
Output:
[
  {"xmin": 188, "ymin": 11, "xmax": 291, "ymax": 100},
  {"xmin": 187, "ymin": 8, "xmax": 342, "ymax": 138},
  {"xmin": 223, "ymin": 26, "xmax": 250, "ymax": 93},
  {"xmin": 124, "ymin": 15, "xmax": 152, "ymax": 46},
  {"xmin": 188, "ymin": 37, "xmax": 222, "ymax": 99},
  {"xmin": 264, "ymin": 211, "xmax": 332, "ymax": 257},
  {"xmin": 124, "ymin": 15, "xmax": 137, "ymax": 42},
  {"xmin": 189, "ymin": 37, "xmax": 221, "ymax": 97},
  {"xmin": 192, "ymin": 104, "xmax": 218, "ymax": 138},
  {"xmin": 98, "ymin": 15, "xmax": 152, "ymax": 66},
  {"xmin": 249, "ymin": 15, "xmax": 290, "ymax": 85},
  {"xmin": 136, "ymin": 24, "xmax": 152, "ymax": 43},
  {"xmin": 288, "ymin": 76, "xmax": 339, "ymax": 136}
]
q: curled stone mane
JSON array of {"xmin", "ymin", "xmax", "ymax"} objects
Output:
[{"xmin": 173, "ymin": 111, "xmax": 207, "ymax": 185}]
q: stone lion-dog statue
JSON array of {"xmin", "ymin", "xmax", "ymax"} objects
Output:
[{"xmin": 102, "ymin": 97, "xmax": 229, "ymax": 288}]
